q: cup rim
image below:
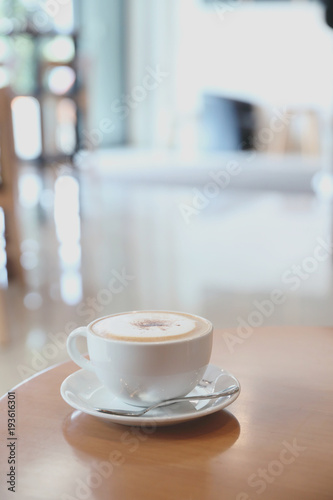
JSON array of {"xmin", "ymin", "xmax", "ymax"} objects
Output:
[{"xmin": 87, "ymin": 310, "xmax": 213, "ymax": 345}]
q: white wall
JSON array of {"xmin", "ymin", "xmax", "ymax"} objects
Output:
[
  {"xmin": 125, "ymin": 0, "xmax": 177, "ymax": 147},
  {"xmin": 125, "ymin": 0, "xmax": 333, "ymax": 150},
  {"xmin": 80, "ymin": 0, "xmax": 126, "ymax": 147}
]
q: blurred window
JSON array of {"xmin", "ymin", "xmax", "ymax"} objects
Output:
[
  {"xmin": 40, "ymin": 36, "xmax": 75, "ymax": 63},
  {"xmin": 56, "ymin": 98, "xmax": 77, "ymax": 154},
  {"xmin": 11, "ymin": 96, "xmax": 42, "ymax": 159},
  {"xmin": 44, "ymin": 66, "xmax": 76, "ymax": 95},
  {"xmin": 0, "ymin": 0, "xmax": 80, "ymax": 163}
]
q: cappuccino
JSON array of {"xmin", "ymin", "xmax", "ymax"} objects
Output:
[
  {"xmin": 91, "ymin": 311, "xmax": 211, "ymax": 342},
  {"xmin": 67, "ymin": 310, "xmax": 213, "ymax": 404}
]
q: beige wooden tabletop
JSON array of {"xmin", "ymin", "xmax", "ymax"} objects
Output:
[{"xmin": 0, "ymin": 326, "xmax": 333, "ymax": 500}]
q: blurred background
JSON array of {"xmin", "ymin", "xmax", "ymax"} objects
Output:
[{"xmin": 1, "ymin": 0, "xmax": 333, "ymax": 395}]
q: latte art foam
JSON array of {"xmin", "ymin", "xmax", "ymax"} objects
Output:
[{"xmin": 91, "ymin": 311, "xmax": 211, "ymax": 342}]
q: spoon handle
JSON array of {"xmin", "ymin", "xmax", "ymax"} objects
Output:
[
  {"xmin": 178, "ymin": 384, "xmax": 239, "ymax": 402},
  {"xmin": 95, "ymin": 384, "xmax": 239, "ymax": 417}
]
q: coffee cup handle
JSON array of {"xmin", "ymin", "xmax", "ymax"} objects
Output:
[{"xmin": 67, "ymin": 327, "xmax": 94, "ymax": 372}]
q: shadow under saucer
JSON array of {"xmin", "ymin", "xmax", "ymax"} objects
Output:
[{"xmin": 62, "ymin": 407, "xmax": 241, "ymax": 464}]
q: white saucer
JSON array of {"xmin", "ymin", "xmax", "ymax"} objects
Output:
[{"xmin": 60, "ymin": 364, "xmax": 240, "ymax": 427}]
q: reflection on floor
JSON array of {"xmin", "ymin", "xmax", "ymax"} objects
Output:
[{"xmin": 1, "ymin": 164, "xmax": 332, "ymax": 395}]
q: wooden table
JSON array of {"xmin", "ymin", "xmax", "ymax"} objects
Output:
[{"xmin": 1, "ymin": 326, "xmax": 332, "ymax": 500}]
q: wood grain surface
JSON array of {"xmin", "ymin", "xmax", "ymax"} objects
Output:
[{"xmin": 0, "ymin": 326, "xmax": 332, "ymax": 500}]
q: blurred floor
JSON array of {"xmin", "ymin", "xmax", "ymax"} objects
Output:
[{"xmin": 1, "ymin": 162, "xmax": 333, "ymax": 396}]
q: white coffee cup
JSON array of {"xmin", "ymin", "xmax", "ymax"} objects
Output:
[{"xmin": 67, "ymin": 310, "xmax": 213, "ymax": 406}]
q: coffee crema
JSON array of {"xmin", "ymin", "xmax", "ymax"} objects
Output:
[{"xmin": 90, "ymin": 311, "xmax": 211, "ymax": 342}]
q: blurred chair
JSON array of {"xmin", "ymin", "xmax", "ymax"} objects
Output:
[
  {"xmin": 256, "ymin": 107, "xmax": 321, "ymax": 157},
  {"xmin": 0, "ymin": 86, "xmax": 24, "ymax": 344},
  {"xmin": 0, "ymin": 86, "xmax": 24, "ymax": 284},
  {"xmin": 200, "ymin": 94, "xmax": 255, "ymax": 151},
  {"xmin": 0, "ymin": 287, "xmax": 8, "ymax": 346}
]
